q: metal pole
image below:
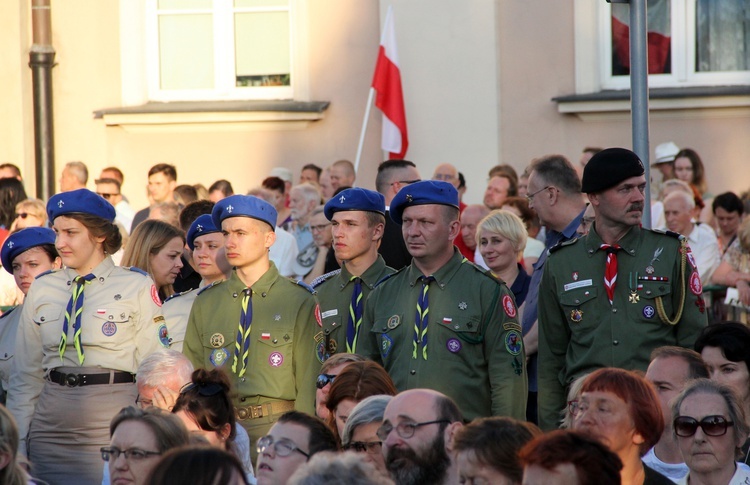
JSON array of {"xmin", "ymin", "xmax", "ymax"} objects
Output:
[
  {"xmin": 629, "ymin": 0, "xmax": 652, "ymax": 228},
  {"xmin": 29, "ymin": 0, "xmax": 56, "ymax": 200}
]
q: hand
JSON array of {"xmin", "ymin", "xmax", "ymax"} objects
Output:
[
  {"xmin": 150, "ymin": 386, "xmax": 180, "ymax": 411},
  {"xmin": 737, "ymin": 280, "xmax": 750, "ymax": 307}
]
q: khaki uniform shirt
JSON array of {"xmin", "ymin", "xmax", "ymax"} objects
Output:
[
  {"xmin": 182, "ymin": 263, "xmax": 320, "ymax": 416},
  {"xmin": 162, "ymin": 287, "xmax": 199, "ymax": 353},
  {"xmin": 0, "ymin": 305, "xmax": 21, "ymax": 394},
  {"xmin": 313, "ymin": 255, "xmax": 394, "ymax": 359},
  {"xmin": 538, "ymin": 225, "xmax": 708, "ymax": 430},
  {"xmin": 357, "ymin": 250, "xmax": 528, "ymax": 421},
  {"xmin": 7, "ymin": 256, "xmax": 167, "ymax": 451}
]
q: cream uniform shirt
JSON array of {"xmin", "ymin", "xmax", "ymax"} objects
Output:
[
  {"xmin": 0, "ymin": 305, "xmax": 21, "ymax": 393},
  {"xmin": 162, "ymin": 286, "xmax": 201, "ymax": 352},
  {"xmin": 7, "ymin": 256, "xmax": 167, "ymax": 452}
]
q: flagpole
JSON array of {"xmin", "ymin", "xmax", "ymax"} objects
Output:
[{"xmin": 354, "ymin": 87, "xmax": 376, "ymax": 175}]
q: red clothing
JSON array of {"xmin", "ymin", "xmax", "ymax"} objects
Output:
[{"xmin": 455, "ymin": 201, "xmax": 474, "ymax": 262}]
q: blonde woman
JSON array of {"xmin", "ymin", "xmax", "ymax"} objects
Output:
[{"xmin": 9, "ymin": 198, "xmax": 46, "ymax": 232}]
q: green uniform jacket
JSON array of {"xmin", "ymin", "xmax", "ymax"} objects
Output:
[
  {"xmin": 538, "ymin": 225, "xmax": 708, "ymax": 430},
  {"xmin": 357, "ymin": 250, "xmax": 527, "ymax": 421},
  {"xmin": 182, "ymin": 263, "xmax": 320, "ymax": 416},
  {"xmin": 313, "ymin": 255, "xmax": 395, "ymax": 358}
]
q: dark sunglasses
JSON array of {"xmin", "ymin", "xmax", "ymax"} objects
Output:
[
  {"xmin": 96, "ymin": 192, "xmax": 119, "ymax": 200},
  {"xmin": 179, "ymin": 381, "xmax": 224, "ymax": 396},
  {"xmin": 316, "ymin": 373, "xmax": 337, "ymax": 389},
  {"xmin": 674, "ymin": 415, "xmax": 734, "ymax": 437},
  {"xmin": 15, "ymin": 213, "xmax": 30, "ymax": 219}
]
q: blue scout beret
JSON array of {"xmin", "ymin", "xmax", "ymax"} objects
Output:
[
  {"xmin": 324, "ymin": 188, "xmax": 386, "ymax": 221},
  {"xmin": 390, "ymin": 180, "xmax": 459, "ymax": 225},
  {"xmin": 1, "ymin": 227, "xmax": 57, "ymax": 273},
  {"xmin": 212, "ymin": 194, "xmax": 277, "ymax": 231},
  {"xmin": 581, "ymin": 148, "xmax": 645, "ymax": 194},
  {"xmin": 187, "ymin": 214, "xmax": 222, "ymax": 250},
  {"xmin": 47, "ymin": 189, "xmax": 116, "ymax": 223}
]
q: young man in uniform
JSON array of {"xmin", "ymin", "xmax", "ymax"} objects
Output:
[
  {"xmin": 357, "ymin": 180, "xmax": 527, "ymax": 421},
  {"xmin": 537, "ymin": 148, "xmax": 708, "ymax": 430},
  {"xmin": 182, "ymin": 194, "xmax": 320, "ymax": 450},
  {"xmin": 312, "ymin": 187, "xmax": 394, "ymax": 360}
]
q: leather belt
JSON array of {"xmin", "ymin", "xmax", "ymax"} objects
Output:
[
  {"xmin": 236, "ymin": 400, "xmax": 295, "ymax": 420},
  {"xmin": 48, "ymin": 369, "xmax": 135, "ymax": 387}
]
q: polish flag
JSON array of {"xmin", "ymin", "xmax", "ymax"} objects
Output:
[{"xmin": 371, "ymin": 7, "xmax": 408, "ymax": 159}]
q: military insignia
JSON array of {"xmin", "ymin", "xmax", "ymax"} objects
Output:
[
  {"xmin": 502, "ymin": 295, "xmax": 517, "ymax": 318},
  {"xmin": 6, "ymin": 241, "xmax": 13, "ymax": 249},
  {"xmin": 645, "ymin": 265, "xmax": 655, "ymax": 275},
  {"xmin": 387, "ymin": 315, "xmax": 400, "ymax": 329},
  {"xmin": 512, "ymin": 357, "xmax": 523, "ymax": 376},
  {"xmin": 101, "ymin": 322, "xmax": 117, "ymax": 337},
  {"xmin": 339, "ymin": 194, "xmax": 346, "ymax": 203},
  {"xmin": 210, "ymin": 348, "xmax": 228, "ymax": 367},
  {"xmin": 151, "ymin": 285, "xmax": 162, "ymax": 307},
  {"xmin": 328, "ymin": 339, "xmax": 338, "ymax": 354},
  {"xmin": 114, "ymin": 294, "xmax": 122, "ymax": 300},
  {"xmin": 572, "ymin": 272, "xmax": 579, "ymax": 281},
  {"xmin": 503, "ymin": 322, "xmax": 522, "ymax": 332},
  {"xmin": 643, "ymin": 305, "xmax": 655, "ymax": 319},
  {"xmin": 210, "ymin": 333, "xmax": 224, "ymax": 348},
  {"xmin": 226, "ymin": 204, "xmax": 234, "ymax": 213},
  {"xmin": 269, "ymin": 352, "xmax": 284, "ymax": 367},
  {"xmin": 405, "ymin": 194, "xmax": 413, "ymax": 203},
  {"xmin": 650, "ymin": 247, "xmax": 663, "ymax": 266},
  {"xmin": 314, "ymin": 332, "xmax": 326, "ymax": 363},
  {"xmin": 158, "ymin": 324, "xmax": 170, "ymax": 348},
  {"xmin": 689, "ymin": 271, "xmax": 702, "ymax": 295},
  {"xmin": 570, "ymin": 309, "xmax": 583, "ymax": 323},
  {"xmin": 442, "ymin": 317, "xmax": 453, "ymax": 325},
  {"xmin": 629, "ymin": 291, "xmax": 640, "ymax": 304},
  {"xmin": 458, "ymin": 301, "xmax": 467, "ymax": 310},
  {"xmin": 283, "ymin": 333, "xmax": 290, "ymax": 342},
  {"xmin": 57, "ymin": 199, "xmax": 64, "ymax": 208},
  {"xmin": 505, "ymin": 330, "xmax": 522, "ymax": 355},
  {"xmin": 381, "ymin": 334, "xmax": 393, "ymax": 358},
  {"xmin": 446, "ymin": 338, "xmax": 462, "ymax": 353}
]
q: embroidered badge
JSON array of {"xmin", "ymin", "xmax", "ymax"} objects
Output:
[
  {"xmin": 502, "ymin": 295, "xmax": 517, "ymax": 318},
  {"xmin": 687, "ymin": 250, "xmax": 697, "ymax": 270},
  {"xmin": 643, "ymin": 305, "xmax": 655, "ymax": 319},
  {"xmin": 570, "ymin": 309, "xmax": 583, "ymax": 323},
  {"xmin": 101, "ymin": 322, "xmax": 117, "ymax": 337},
  {"xmin": 158, "ymin": 324, "xmax": 170, "ymax": 348},
  {"xmin": 269, "ymin": 352, "xmax": 284, "ymax": 367},
  {"xmin": 151, "ymin": 285, "xmax": 162, "ymax": 307},
  {"xmin": 572, "ymin": 271, "xmax": 579, "ymax": 281},
  {"xmin": 210, "ymin": 348, "xmax": 228, "ymax": 367},
  {"xmin": 629, "ymin": 291, "xmax": 640, "ymax": 304},
  {"xmin": 210, "ymin": 333, "xmax": 224, "ymax": 348},
  {"xmin": 563, "ymin": 279, "xmax": 594, "ymax": 292},
  {"xmin": 512, "ymin": 357, "xmax": 523, "ymax": 376},
  {"xmin": 503, "ymin": 322, "xmax": 522, "ymax": 332},
  {"xmin": 442, "ymin": 317, "xmax": 453, "ymax": 325},
  {"xmin": 261, "ymin": 332, "xmax": 271, "ymax": 340},
  {"xmin": 381, "ymin": 334, "xmax": 393, "ymax": 358},
  {"xmin": 505, "ymin": 330, "xmax": 522, "ymax": 355},
  {"xmin": 689, "ymin": 271, "xmax": 702, "ymax": 296},
  {"xmin": 458, "ymin": 302, "xmax": 467, "ymax": 310},
  {"xmin": 321, "ymin": 309, "xmax": 338, "ymax": 319},
  {"xmin": 315, "ymin": 304, "xmax": 322, "ymax": 326},
  {"xmin": 314, "ymin": 332, "xmax": 326, "ymax": 363},
  {"xmin": 446, "ymin": 338, "xmax": 462, "ymax": 353},
  {"xmin": 387, "ymin": 315, "xmax": 400, "ymax": 329},
  {"xmin": 327, "ymin": 339, "xmax": 338, "ymax": 354},
  {"xmin": 645, "ymin": 265, "xmax": 655, "ymax": 275}
]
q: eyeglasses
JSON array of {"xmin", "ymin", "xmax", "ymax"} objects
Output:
[
  {"xmin": 376, "ymin": 419, "xmax": 450, "ymax": 441},
  {"xmin": 310, "ymin": 223, "xmax": 331, "ymax": 233},
  {"xmin": 525, "ymin": 185, "xmax": 553, "ymax": 202},
  {"xmin": 390, "ymin": 179, "xmax": 421, "ymax": 187},
  {"xmin": 179, "ymin": 381, "xmax": 224, "ymax": 397},
  {"xmin": 15, "ymin": 213, "xmax": 30, "ymax": 219},
  {"xmin": 433, "ymin": 174, "xmax": 455, "ymax": 181},
  {"xmin": 257, "ymin": 435, "xmax": 310, "ymax": 458},
  {"xmin": 568, "ymin": 400, "xmax": 581, "ymax": 417},
  {"xmin": 344, "ymin": 440, "xmax": 383, "ymax": 454},
  {"xmin": 135, "ymin": 395, "xmax": 153, "ymax": 408},
  {"xmin": 96, "ymin": 192, "xmax": 119, "ymax": 200},
  {"xmin": 316, "ymin": 373, "xmax": 337, "ymax": 389},
  {"xmin": 100, "ymin": 446, "xmax": 161, "ymax": 462},
  {"xmin": 674, "ymin": 415, "xmax": 734, "ymax": 437}
]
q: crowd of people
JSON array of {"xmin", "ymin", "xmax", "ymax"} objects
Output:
[{"xmin": 0, "ymin": 143, "xmax": 747, "ymax": 485}]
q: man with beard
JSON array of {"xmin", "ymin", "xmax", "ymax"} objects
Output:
[
  {"xmin": 378, "ymin": 389, "xmax": 463, "ymax": 485},
  {"xmin": 537, "ymin": 148, "xmax": 707, "ymax": 430}
]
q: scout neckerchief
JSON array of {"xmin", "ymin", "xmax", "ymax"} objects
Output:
[
  {"xmin": 413, "ymin": 276, "xmax": 435, "ymax": 360},
  {"xmin": 60, "ymin": 273, "xmax": 96, "ymax": 364},
  {"xmin": 233, "ymin": 288, "xmax": 252, "ymax": 377},
  {"xmin": 346, "ymin": 276, "xmax": 363, "ymax": 353},
  {"xmin": 599, "ymin": 244, "xmax": 621, "ymax": 305}
]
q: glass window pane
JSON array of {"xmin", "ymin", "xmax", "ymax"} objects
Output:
[
  {"xmin": 159, "ymin": 14, "xmax": 214, "ymax": 90},
  {"xmin": 235, "ymin": 12, "xmax": 290, "ymax": 87},
  {"xmin": 611, "ymin": 0, "xmax": 671, "ymax": 76},
  {"xmin": 235, "ymin": 0, "xmax": 289, "ymax": 8},
  {"xmin": 696, "ymin": 0, "xmax": 750, "ymax": 72},
  {"xmin": 158, "ymin": 0, "xmax": 212, "ymax": 10}
]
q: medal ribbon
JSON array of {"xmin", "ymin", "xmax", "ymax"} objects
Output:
[
  {"xmin": 599, "ymin": 244, "xmax": 621, "ymax": 305},
  {"xmin": 346, "ymin": 277, "xmax": 363, "ymax": 353},
  {"xmin": 59, "ymin": 273, "xmax": 96, "ymax": 364},
  {"xmin": 232, "ymin": 288, "xmax": 253, "ymax": 377},
  {"xmin": 413, "ymin": 276, "xmax": 435, "ymax": 360}
]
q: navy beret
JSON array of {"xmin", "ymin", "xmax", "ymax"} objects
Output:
[
  {"xmin": 581, "ymin": 148, "xmax": 645, "ymax": 194},
  {"xmin": 47, "ymin": 189, "xmax": 116, "ymax": 223},
  {"xmin": 1, "ymin": 227, "xmax": 57, "ymax": 274},
  {"xmin": 324, "ymin": 188, "xmax": 385, "ymax": 221},
  {"xmin": 212, "ymin": 194, "xmax": 277, "ymax": 231},
  {"xmin": 187, "ymin": 214, "xmax": 222, "ymax": 250},
  {"xmin": 390, "ymin": 180, "xmax": 459, "ymax": 225}
]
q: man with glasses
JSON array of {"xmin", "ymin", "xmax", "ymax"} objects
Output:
[
  {"xmin": 96, "ymin": 177, "xmax": 135, "ymax": 233},
  {"xmin": 255, "ymin": 410, "xmax": 338, "ymax": 485},
  {"xmin": 538, "ymin": 148, "xmax": 708, "ymax": 431},
  {"xmin": 375, "ymin": 159, "xmax": 421, "ymax": 270},
  {"xmin": 379, "ymin": 389, "xmax": 463, "ymax": 485},
  {"xmin": 287, "ymin": 183, "xmax": 324, "ymax": 278},
  {"xmin": 313, "ymin": 188, "xmax": 395, "ymax": 360}
]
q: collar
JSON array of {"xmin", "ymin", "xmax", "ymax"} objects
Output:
[
  {"xmin": 226, "ymin": 262, "xmax": 281, "ymax": 295},
  {"xmin": 583, "ymin": 225, "xmax": 641, "ymax": 259},
  {"xmin": 336, "ymin": 255, "xmax": 388, "ymax": 291},
  {"xmin": 64, "ymin": 256, "xmax": 115, "ymax": 285},
  {"xmin": 404, "ymin": 249, "xmax": 464, "ymax": 290},
  {"xmin": 546, "ymin": 206, "xmax": 586, "ymax": 247}
]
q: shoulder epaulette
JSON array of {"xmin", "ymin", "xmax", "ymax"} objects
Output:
[
  {"xmin": 126, "ymin": 266, "xmax": 149, "ymax": 276},
  {"xmin": 374, "ymin": 266, "xmax": 405, "ymax": 288},
  {"xmin": 295, "ymin": 280, "xmax": 316, "ymax": 294},
  {"xmin": 549, "ymin": 236, "xmax": 580, "ymax": 254},
  {"xmin": 461, "ymin": 259, "xmax": 506, "ymax": 285},
  {"xmin": 164, "ymin": 288, "xmax": 195, "ymax": 303},
  {"xmin": 0, "ymin": 306, "xmax": 16, "ymax": 319},
  {"xmin": 35, "ymin": 269, "xmax": 58, "ymax": 280},
  {"xmin": 651, "ymin": 228, "xmax": 685, "ymax": 241},
  {"xmin": 311, "ymin": 269, "xmax": 341, "ymax": 289},
  {"xmin": 197, "ymin": 280, "xmax": 223, "ymax": 295}
]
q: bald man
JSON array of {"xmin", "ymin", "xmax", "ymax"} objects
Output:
[{"xmin": 432, "ymin": 163, "xmax": 474, "ymax": 260}]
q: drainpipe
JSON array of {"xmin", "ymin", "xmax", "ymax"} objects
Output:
[{"xmin": 29, "ymin": 0, "xmax": 56, "ymax": 200}]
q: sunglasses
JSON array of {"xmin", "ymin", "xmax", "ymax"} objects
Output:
[
  {"xmin": 15, "ymin": 213, "xmax": 32, "ymax": 219},
  {"xmin": 316, "ymin": 373, "xmax": 336, "ymax": 389},
  {"xmin": 96, "ymin": 192, "xmax": 119, "ymax": 200},
  {"xmin": 674, "ymin": 415, "xmax": 734, "ymax": 437}
]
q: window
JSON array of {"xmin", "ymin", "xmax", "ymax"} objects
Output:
[
  {"xmin": 586, "ymin": 0, "xmax": 750, "ymax": 91},
  {"xmin": 146, "ymin": 0, "xmax": 301, "ymax": 101}
]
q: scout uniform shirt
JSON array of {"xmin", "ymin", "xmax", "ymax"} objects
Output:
[
  {"xmin": 162, "ymin": 287, "xmax": 199, "ymax": 352},
  {"xmin": 7, "ymin": 256, "xmax": 167, "ymax": 452},
  {"xmin": 313, "ymin": 255, "xmax": 394, "ymax": 360},
  {"xmin": 0, "ymin": 306, "xmax": 20, "ymax": 398},
  {"xmin": 357, "ymin": 250, "xmax": 528, "ymax": 421},
  {"xmin": 182, "ymin": 262, "xmax": 320, "ymax": 420},
  {"xmin": 537, "ymin": 225, "xmax": 708, "ymax": 430}
]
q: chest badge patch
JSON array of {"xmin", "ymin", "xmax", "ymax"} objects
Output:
[
  {"xmin": 572, "ymin": 272, "xmax": 579, "ymax": 281},
  {"xmin": 158, "ymin": 324, "xmax": 170, "ymax": 348},
  {"xmin": 269, "ymin": 352, "xmax": 284, "ymax": 367},
  {"xmin": 381, "ymin": 334, "xmax": 393, "ymax": 358},
  {"xmin": 502, "ymin": 295, "xmax": 517, "ymax": 318},
  {"xmin": 689, "ymin": 271, "xmax": 703, "ymax": 295},
  {"xmin": 458, "ymin": 301, "xmax": 467, "ymax": 310},
  {"xmin": 645, "ymin": 265, "xmax": 655, "ymax": 275},
  {"xmin": 101, "ymin": 322, "xmax": 117, "ymax": 337},
  {"xmin": 570, "ymin": 309, "xmax": 583, "ymax": 323},
  {"xmin": 505, "ymin": 330, "xmax": 522, "ymax": 355},
  {"xmin": 446, "ymin": 338, "xmax": 462, "ymax": 353},
  {"xmin": 643, "ymin": 305, "xmax": 655, "ymax": 319},
  {"xmin": 387, "ymin": 315, "xmax": 400, "ymax": 329},
  {"xmin": 210, "ymin": 333, "xmax": 224, "ymax": 348},
  {"xmin": 210, "ymin": 348, "xmax": 228, "ymax": 367}
]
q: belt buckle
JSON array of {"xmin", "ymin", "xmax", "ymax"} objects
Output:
[
  {"xmin": 251, "ymin": 405, "xmax": 263, "ymax": 419},
  {"xmin": 64, "ymin": 373, "xmax": 80, "ymax": 387}
]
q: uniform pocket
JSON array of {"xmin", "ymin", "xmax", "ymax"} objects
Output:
[
  {"xmin": 34, "ymin": 304, "xmax": 65, "ymax": 351},
  {"xmin": 89, "ymin": 306, "xmax": 134, "ymax": 343},
  {"xmin": 630, "ymin": 281, "xmax": 673, "ymax": 323},
  {"xmin": 558, "ymin": 287, "xmax": 599, "ymax": 330},
  {"xmin": 255, "ymin": 331, "xmax": 294, "ymax": 370},
  {"xmin": 371, "ymin": 314, "xmax": 404, "ymax": 361},
  {"xmin": 436, "ymin": 316, "xmax": 483, "ymax": 362}
]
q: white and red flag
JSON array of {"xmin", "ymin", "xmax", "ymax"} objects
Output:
[{"xmin": 371, "ymin": 7, "xmax": 408, "ymax": 159}]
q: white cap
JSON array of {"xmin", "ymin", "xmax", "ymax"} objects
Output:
[
  {"xmin": 269, "ymin": 167, "xmax": 293, "ymax": 183},
  {"xmin": 654, "ymin": 142, "xmax": 679, "ymax": 165}
]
